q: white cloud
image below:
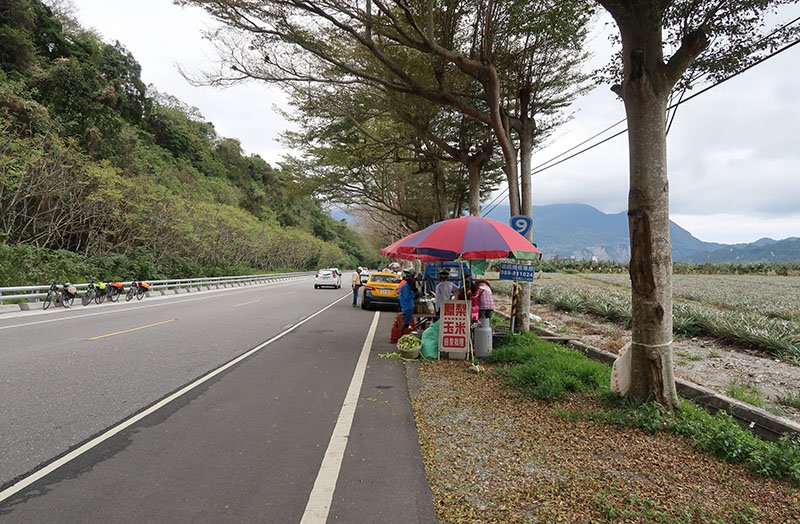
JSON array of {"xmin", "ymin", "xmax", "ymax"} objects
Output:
[{"xmin": 671, "ymin": 213, "xmax": 800, "ymax": 244}]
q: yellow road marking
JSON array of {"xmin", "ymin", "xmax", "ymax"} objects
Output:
[
  {"xmin": 233, "ymin": 299, "xmax": 261, "ymax": 308},
  {"xmin": 89, "ymin": 319, "xmax": 176, "ymax": 340}
]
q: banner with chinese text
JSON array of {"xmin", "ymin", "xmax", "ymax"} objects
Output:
[{"xmin": 438, "ymin": 300, "xmax": 470, "ymax": 356}]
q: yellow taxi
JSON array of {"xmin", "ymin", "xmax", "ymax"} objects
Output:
[{"xmin": 361, "ymin": 271, "xmax": 402, "ymax": 310}]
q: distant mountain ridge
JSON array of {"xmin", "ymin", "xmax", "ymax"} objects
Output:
[
  {"xmin": 483, "ymin": 203, "xmax": 798, "ymax": 262},
  {"xmin": 682, "ymin": 237, "xmax": 800, "ymax": 263}
]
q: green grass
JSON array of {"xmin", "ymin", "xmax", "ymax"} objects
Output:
[
  {"xmin": 594, "ymin": 484, "xmax": 762, "ymax": 523},
  {"xmin": 780, "ymin": 390, "xmax": 800, "ymax": 410},
  {"xmin": 486, "ymin": 331, "xmax": 609, "ymax": 400},
  {"xmin": 727, "ymin": 380, "xmax": 766, "ymax": 408},
  {"xmin": 491, "ymin": 313, "xmax": 510, "ymax": 328},
  {"xmin": 487, "ymin": 331, "xmax": 800, "ymax": 486},
  {"xmin": 675, "ymin": 350, "xmax": 705, "ymax": 361}
]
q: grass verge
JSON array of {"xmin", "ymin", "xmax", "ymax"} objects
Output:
[{"xmin": 487, "ymin": 331, "xmax": 800, "ymax": 486}]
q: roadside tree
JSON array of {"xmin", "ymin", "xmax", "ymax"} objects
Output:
[
  {"xmin": 595, "ymin": 0, "xmax": 799, "ymax": 406},
  {"xmin": 176, "ymin": 0, "xmax": 592, "ymax": 329}
]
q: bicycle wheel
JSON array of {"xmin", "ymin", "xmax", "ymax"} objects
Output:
[
  {"xmin": 126, "ymin": 286, "xmax": 135, "ymax": 301},
  {"xmin": 82, "ymin": 289, "xmax": 94, "ymax": 306},
  {"xmin": 136, "ymin": 288, "xmax": 145, "ymax": 300},
  {"xmin": 95, "ymin": 292, "xmax": 105, "ymax": 304},
  {"xmin": 63, "ymin": 295, "xmax": 72, "ymax": 308},
  {"xmin": 43, "ymin": 290, "xmax": 54, "ymax": 310},
  {"xmin": 109, "ymin": 289, "xmax": 119, "ymax": 302}
]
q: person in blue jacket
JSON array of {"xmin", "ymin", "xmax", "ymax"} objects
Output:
[{"xmin": 398, "ymin": 269, "xmax": 417, "ymax": 329}]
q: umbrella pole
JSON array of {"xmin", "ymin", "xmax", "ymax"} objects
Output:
[{"xmin": 459, "ymin": 256, "xmax": 475, "ymax": 364}]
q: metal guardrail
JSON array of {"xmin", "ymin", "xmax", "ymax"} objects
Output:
[{"xmin": 0, "ymin": 272, "xmax": 315, "ymax": 307}]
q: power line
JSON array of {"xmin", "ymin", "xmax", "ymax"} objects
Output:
[{"xmin": 481, "ymin": 31, "xmax": 800, "ymax": 218}]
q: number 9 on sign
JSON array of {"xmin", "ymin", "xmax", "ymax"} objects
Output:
[{"xmin": 510, "ymin": 215, "xmax": 533, "ymax": 237}]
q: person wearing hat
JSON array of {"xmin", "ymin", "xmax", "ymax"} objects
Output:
[
  {"xmin": 398, "ymin": 269, "xmax": 417, "ymax": 329},
  {"xmin": 351, "ymin": 268, "xmax": 363, "ymax": 307},
  {"xmin": 434, "ymin": 270, "xmax": 457, "ymax": 317}
]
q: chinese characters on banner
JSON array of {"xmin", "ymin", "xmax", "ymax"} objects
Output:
[{"xmin": 438, "ymin": 300, "xmax": 470, "ymax": 357}]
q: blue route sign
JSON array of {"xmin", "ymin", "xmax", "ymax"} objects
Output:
[
  {"xmin": 499, "ymin": 262, "xmax": 535, "ymax": 282},
  {"xmin": 509, "ymin": 215, "xmax": 533, "ymax": 238}
]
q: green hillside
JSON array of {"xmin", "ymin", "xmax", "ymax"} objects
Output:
[{"xmin": 0, "ymin": 0, "xmax": 378, "ymax": 285}]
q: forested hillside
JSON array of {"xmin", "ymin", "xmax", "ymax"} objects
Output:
[
  {"xmin": 681, "ymin": 237, "xmax": 800, "ymax": 263},
  {"xmin": 0, "ymin": 0, "xmax": 378, "ymax": 285}
]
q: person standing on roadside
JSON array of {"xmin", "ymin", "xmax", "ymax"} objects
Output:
[
  {"xmin": 351, "ymin": 268, "xmax": 363, "ymax": 307},
  {"xmin": 399, "ymin": 269, "xmax": 417, "ymax": 329},
  {"xmin": 434, "ymin": 270, "xmax": 457, "ymax": 317},
  {"xmin": 475, "ymin": 279, "xmax": 495, "ymax": 320}
]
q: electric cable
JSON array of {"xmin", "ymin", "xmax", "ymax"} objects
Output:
[{"xmin": 481, "ymin": 32, "xmax": 800, "ymax": 218}]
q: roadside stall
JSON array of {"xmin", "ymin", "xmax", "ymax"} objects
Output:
[{"xmin": 381, "ymin": 216, "xmax": 542, "ymax": 360}]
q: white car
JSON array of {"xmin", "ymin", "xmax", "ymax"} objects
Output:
[
  {"xmin": 359, "ymin": 267, "xmax": 370, "ymax": 284},
  {"xmin": 314, "ymin": 269, "xmax": 341, "ymax": 289}
]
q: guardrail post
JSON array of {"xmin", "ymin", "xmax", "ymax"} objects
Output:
[{"xmin": 19, "ymin": 291, "xmax": 36, "ymax": 311}]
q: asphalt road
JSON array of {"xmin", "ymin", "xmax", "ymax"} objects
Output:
[{"xmin": 0, "ymin": 275, "xmax": 438, "ymax": 523}]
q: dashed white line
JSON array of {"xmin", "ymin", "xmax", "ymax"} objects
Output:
[{"xmin": 0, "ymin": 293, "xmax": 351, "ymax": 504}]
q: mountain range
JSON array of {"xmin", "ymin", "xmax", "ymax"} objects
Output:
[
  {"xmin": 482, "ymin": 203, "xmax": 800, "ymax": 263},
  {"xmin": 333, "ymin": 203, "xmax": 798, "ymax": 262}
]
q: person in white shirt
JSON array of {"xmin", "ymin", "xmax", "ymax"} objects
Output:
[
  {"xmin": 351, "ymin": 268, "xmax": 363, "ymax": 307},
  {"xmin": 434, "ymin": 270, "xmax": 458, "ymax": 317}
]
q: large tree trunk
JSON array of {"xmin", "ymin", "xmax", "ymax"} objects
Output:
[
  {"xmin": 624, "ymin": 82, "xmax": 678, "ymax": 407},
  {"xmin": 615, "ymin": 7, "xmax": 679, "ymax": 408},
  {"xmin": 598, "ymin": 0, "xmax": 709, "ymax": 408},
  {"xmin": 515, "ymin": 103, "xmax": 535, "ymax": 333}
]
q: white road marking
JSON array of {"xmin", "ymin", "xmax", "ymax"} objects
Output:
[
  {"xmin": 0, "ymin": 293, "xmax": 351, "ymax": 504},
  {"xmin": 300, "ymin": 310, "xmax": 381, "ymax": 524},
  {"xmin": 0, "ymin": 279, "xmax": 317, "ymax": 332}
]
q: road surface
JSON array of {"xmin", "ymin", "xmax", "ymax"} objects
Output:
[{"xmin": 0, "ymin": 275, "xmax": 438, "ymax": 523}]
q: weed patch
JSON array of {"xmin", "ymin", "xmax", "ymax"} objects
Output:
[
  {"xmin": 487, "ymin": 332, "xmax": 609, "ymax": 400},
  {"xmin": 488, "ymin": 332, "xmax": 800, "ymax": 486}
]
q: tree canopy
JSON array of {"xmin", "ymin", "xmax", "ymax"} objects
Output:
[{"xmin": 1, "ymin": 0, "xmax": 381, "ymax": 285}]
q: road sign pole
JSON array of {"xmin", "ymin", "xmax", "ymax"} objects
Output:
[{"xmin": 510, "ymin": 283, "xmax": 518, "ymax": 333}]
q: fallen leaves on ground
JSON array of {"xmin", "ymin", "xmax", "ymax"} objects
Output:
[{"xmin": 412, "ymin": 360, "xmax": 800, "ymax": 524}]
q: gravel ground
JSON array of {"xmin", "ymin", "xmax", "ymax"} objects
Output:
[
  {"xmin": 409, "ymin": 292, "xmax": 800, "ymax": 523},
  {"xmin": 412, "ymin": 360, "xmax": 800, "ymax": 524}
]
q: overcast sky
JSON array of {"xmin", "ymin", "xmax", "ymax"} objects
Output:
[{"xmin": 72, "ymin": 1, "xmax": 800, "ymax": 245}]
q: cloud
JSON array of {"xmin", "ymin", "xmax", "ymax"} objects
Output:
[{"xmin": 671, "ymin": 213, "xmax": 800, "ymax": 244}]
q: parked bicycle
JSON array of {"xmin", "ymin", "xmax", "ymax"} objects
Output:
[
  {"xmin": 43, "ymin": 282, "xmax": 76, "ymax": 310},
  {"xmin": 81, "ymin": 280, "xmax": 107, "ymax": 306},
  {"xmin": 106, "ymin": 282, "xmax": 125, "ymax": 302},
  {"xmin": 126, "ymin": 281, "xmax": 151, "ymax": 301}
]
